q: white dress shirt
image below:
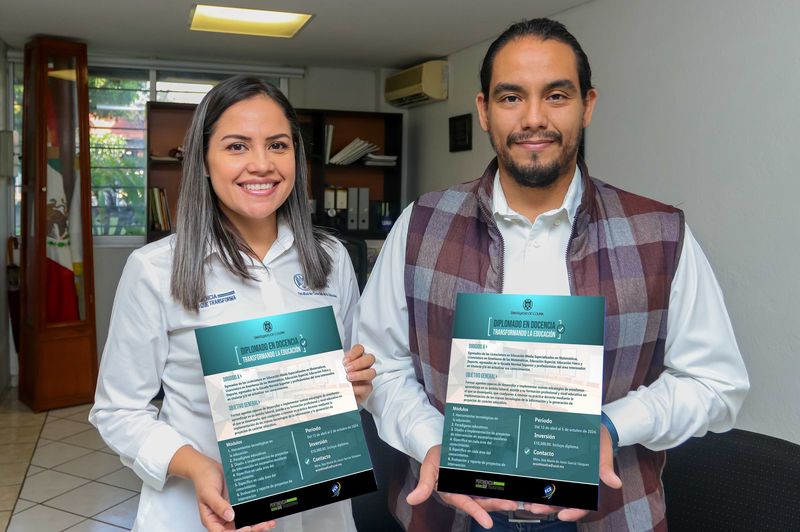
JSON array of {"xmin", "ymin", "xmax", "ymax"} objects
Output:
[
  {"xmin": 357, "ymin": 168, "xmax": 749, "ymax": 466},
  {"xmin": 90, "ymin": 218, "xmax": 359, "ymax": 532}
]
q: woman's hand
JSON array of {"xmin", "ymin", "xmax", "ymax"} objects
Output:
[
  {"xmin": 344, "ymin": 344, "xmax": 377, "ymax": 405},
  {"xmin": 169, "ymin": 445, "xmax": 277, "ymax": 531}
]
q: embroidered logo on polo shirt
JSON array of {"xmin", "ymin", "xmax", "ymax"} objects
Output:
[
  {"xmin": 199, "ymin": 290, "xmax": 237, "ymax": 309},
  {"xmin": 293, "ymin": 274, "xmax": 309, "ymax": 291},
  {"xmin": 292, "ymin": 273, "xmax": 337, "ymax": 298}
]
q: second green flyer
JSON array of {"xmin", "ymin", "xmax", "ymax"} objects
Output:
[{"xmin": 438, "ymin": 293, "xmax": 605, "ymax": 510}]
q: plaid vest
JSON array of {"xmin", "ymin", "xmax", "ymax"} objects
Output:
[{"xmin": 394, "ymin": 159, "xmax": 684, "ymax": 532}]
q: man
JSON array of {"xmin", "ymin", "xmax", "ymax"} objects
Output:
[{"xmin": 356, "ymin": 18, "xmax": 748, "ymax": 532}]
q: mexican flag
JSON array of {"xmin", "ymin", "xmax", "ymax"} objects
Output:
[
  {"xmin": 45, "ymin": 162, "xmax": 81, "ymax": 322},
  {"xmin": 42, "ymin": 64, "xmax": 85, "ymax": 323}
]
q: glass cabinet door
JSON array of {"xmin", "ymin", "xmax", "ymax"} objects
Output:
[{"xmin": 43, "ymin": 54, "xmax": 87, "ymax": 323}]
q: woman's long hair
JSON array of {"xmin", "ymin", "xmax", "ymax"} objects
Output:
[{"xmin": 170, "ymin": 75, "xmax": 333, "ymax": 312}]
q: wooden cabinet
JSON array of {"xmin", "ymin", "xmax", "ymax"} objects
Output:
[
  {"xmin": 19, "ymin": 37, "xmax": 98, "ymax": 411},
  {"xmin": 145, "ymin": 101, "xmax": 195, "ymax": 242},
  {"xmin": 145, "ymin": 102, "xmax": 403, "ymax": 242}
]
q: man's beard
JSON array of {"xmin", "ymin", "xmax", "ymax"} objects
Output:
[{"xmin": 491, "ymin": 128, "xmax": 581, "ymax": 189}]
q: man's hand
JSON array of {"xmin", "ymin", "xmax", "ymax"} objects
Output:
[
  {"xmin": 344, "ymin": 344, "xmax": 377, "ymax": 405},
  {"xmin": 524, "ymin": 425, "xmax": 622, "ymax": 520},
  {"xmin": 406, "ymin": 445, "xmax": 517, "ymax": 529}
]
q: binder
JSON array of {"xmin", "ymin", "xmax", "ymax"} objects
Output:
[
  {"xmin": 324, "ymin": 187, "xmax": 335, "ymax": 210},
  {"xmin": 347, "ymin": 187, "xmax": 359, "ymax": 230},
  {"xmin": 358, "ymin": 188, "xmax": 370, "ymax": 230},
  {"xmin": 336, "ymin": 187, "xmax": 348, "ymax": 210}
]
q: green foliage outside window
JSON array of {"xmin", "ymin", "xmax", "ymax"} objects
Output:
[
  {"xmin": 88, "ymin": 73, "xmax": 149, "ymax": 236},
  {"xmin": 12, "ymin": 63, "xmax": 23, "ymax": 236},
  {"xmin": 89, "ymin": 130, "xmax": 146, "ymax": 236}
]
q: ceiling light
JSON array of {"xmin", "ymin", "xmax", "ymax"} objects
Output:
[{"xmin": 190, "ymin": 5, "xmax": 312, "ymax": 38}]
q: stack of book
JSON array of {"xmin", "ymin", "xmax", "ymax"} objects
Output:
[
  {"xmin": 363, "ymin": 153, "xmax": 398, "ymax": 167},
  {"xmin": 149, "ymin": 187, "xmax": 172, "ymax": 232},
  {"xmin": 329, "ymin": 138, "xmax": 380, "ymax": 165}
]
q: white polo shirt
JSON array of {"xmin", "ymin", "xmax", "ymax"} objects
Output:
[
  {"xmin": 496, "ymin": 168, "xmax": 582, "ymax": 296},
  {"xmin": 90, "ymin": 218, "xmax": 359, "ymax": 532}
]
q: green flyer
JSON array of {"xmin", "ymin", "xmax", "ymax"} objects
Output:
[
  {"xmin": 438, "ymin": 294, "xmax": 605, "ymax": 510},
  {"xmin": 194, "ymin": 306, "xmax": 376, "ymax": 527}
]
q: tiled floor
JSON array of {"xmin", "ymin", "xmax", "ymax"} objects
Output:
[{"xmin": 1, "ymin": 388, "xmax": 141, "ymax": 531}]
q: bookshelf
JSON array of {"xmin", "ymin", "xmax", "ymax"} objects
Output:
[
  {"xmin": 145, "ymin": 101, "xmax": 195, "ymax": 242},
  {"xmin": 145, "ymin": 103, "xmax": 403, "ymax": 242},
  {"xmin": 299, "ymin": 109, "xmax": 403, "ymax": 239}
]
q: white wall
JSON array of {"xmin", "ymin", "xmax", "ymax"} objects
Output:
[
  {"xmin": 289, "ymin": 66, "xmax": 378, "ymax": 112},
  {"xmin": 376, "ymin": 68, "xmax": 410, "ymax": 206},
  {"xmin": 93, "ymin": 246, "xmax": 136, "ymax": 359},
  {"xmin": 407, "ymin": 0, "xmax": 800, "ymax": 444},
  {"xmin": 405, "ymin": 44, "xmax": 494, "ymax": 200}
]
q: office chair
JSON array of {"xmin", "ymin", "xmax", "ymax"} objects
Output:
[
  {"xmin": 351, "ymin": 410, "xmax": 405, "ymax": 532},
  {"xmin": 662, "ymin": 428, "xmax": 800, "ymax": 531},
  {"xmin": 337, "ymin": 235, "xmax": 368, "ymax": 292}
]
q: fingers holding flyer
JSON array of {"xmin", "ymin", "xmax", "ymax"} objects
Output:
[{"xmin": 343, "ymin": 343, "xmax": 377, "ymax": 404}]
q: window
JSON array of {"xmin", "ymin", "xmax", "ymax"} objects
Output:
[
  {"xmin": 155, "ymin": 70, "xmax": 282, "ymax": 103},
  {"xmin": 156, "ymin": 70, "xmax": 229, "ymax": 104},
  {"xmin": 89, "ymin": 67, "xmax": 149, "ymax": 237}
]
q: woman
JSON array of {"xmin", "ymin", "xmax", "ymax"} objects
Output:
[{"xmin": 90, "ymin": 76, "xmax": 376, "ymax": 532}]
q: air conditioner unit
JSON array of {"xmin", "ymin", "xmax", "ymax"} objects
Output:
[{"xmin": 385, "ymin": 60, "xmax": 448, "ymax": 108}]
